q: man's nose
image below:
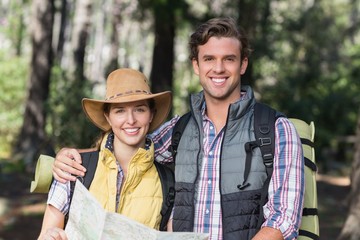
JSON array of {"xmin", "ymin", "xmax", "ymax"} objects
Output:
[{"xmin": 213, "ymin": 59, "xmax": 225, "ymax": 73}]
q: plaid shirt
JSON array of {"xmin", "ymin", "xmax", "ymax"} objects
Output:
[{"xmin": 151, "ymin": 104, "xmax": 304, "ymax": 240}]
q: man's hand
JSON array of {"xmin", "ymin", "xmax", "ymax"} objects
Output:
[{"xmin": 52, "ymin": 148, "xmax": 86, "ymax": 183}]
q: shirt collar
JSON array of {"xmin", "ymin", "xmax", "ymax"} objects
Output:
[
  {"xmin": 104, "ymin": 132, "xmax": 151, "ymax": 152},
  {"xmin": 201, "ymin": 90, "xmax": 248, "ymax": 120}
]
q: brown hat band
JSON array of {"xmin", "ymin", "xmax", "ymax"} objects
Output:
[{"xmin": 106, "ymin": 90, "xmax": 151, "ymax": 101}]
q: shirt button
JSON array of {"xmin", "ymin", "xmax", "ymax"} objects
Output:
[
  {"xmin": 206, "ymin": 209, "xmax": 210, "ymax": 214},
  {"xmin": 208, "ymin": 179, "xmax": 211, "ymax": 184},
  {"xmin": 210, "ymin": 126, "xmax": 213, "ymax": 130},
  {"xmin": 209, "ymin": 151, "xmax": 213, "ymax": 155}
]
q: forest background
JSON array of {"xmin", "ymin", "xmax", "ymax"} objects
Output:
[{"xmin": 0, "ymin": 0, "xmax": 360, "ymax": 239}]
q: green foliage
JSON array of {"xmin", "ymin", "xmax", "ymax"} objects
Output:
[
  {"xmin": 0, "ymin": 0, "xmax": 359, "ymax": 172},
  {"xmin": 256, "ymin": 0, "xmax": 360, "ymax": 167},
  {"xmin": 1, "ymin": 0, "xmax": 30, "ymax": 56},
  {"xmin": 0, "ymin": 50, "xmax": 28, "ymax": 158},
  {"xmin": 46, "ymin": 64, "xmax": 101, "ymax": 150}
]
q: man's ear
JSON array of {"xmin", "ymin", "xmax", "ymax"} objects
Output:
[
  {"xmin": 240, "ymin": 57, "xmax": 248, "ymax": 75},
  {"xmin": 192, "ymin": 58, "xmax": 200, "ymax": 75}
]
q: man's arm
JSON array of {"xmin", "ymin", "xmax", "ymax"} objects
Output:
[
  {"xmin": 52, "ymin": 148, "xmax": 89, "ymax": 183},
  {"xmin": 258, "ymin": 117, "xmax": 305, "ymax": 240},
  {"xmin": 150, "ymin": 116, "xmax": 179, "ymax": 164},
  {"xmin": 252, "ymin": 227, "xmax": 284, "ymax": 240}
]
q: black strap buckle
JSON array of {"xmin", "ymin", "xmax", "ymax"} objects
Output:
[
  {"xmin": 167, "ymin": 187, "xmax": 175, "ymax": 206},
  {"xmin": 263, "ymin": 153, "xmax": 273, "ymax": 167},
  {"xmin": 259, "ymin": 137, "xmax": 271, "ymax": 146}
]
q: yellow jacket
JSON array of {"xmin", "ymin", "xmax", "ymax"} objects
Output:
[{"xmin": 88, "ymin": 136, "xmax": 163, "ymax": 230}]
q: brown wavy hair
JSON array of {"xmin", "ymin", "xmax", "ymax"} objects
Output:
[{"xmin": 189, "ymin": 17, "xmax": 252, "ymax": 62}]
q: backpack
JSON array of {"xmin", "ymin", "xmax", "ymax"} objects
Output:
[
  {"xmin": 169, "ymin": 102, "xmax": 319, "ymax": 240},
  {"xmin": 66, "ymin": 151, "xmax": 175, "ymax": 231}
]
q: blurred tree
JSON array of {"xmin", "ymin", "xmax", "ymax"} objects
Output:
[
  {"xmin": 70, "ymin": 0, "xmax": 92, "ymax": 81},
  {"xmin": 238, "ymin": 0, "xmax": 272, "ymax": 87},
  {"xmin": 49, "ymin": 0, "xmax": 99, "ymax": 149},
  {"xmin": 256, "ymin": 0, "xmax": 360, "ymax": 166},
  {"xmin": 148, "ymin": 0, "xmax": 175, "ymax": 93},
  {"xmin": 338, "ymin": 107, "xmax": 360, "ymax": 239},
  {"xmin": 139, "ymin": 0, "xmax": 192, "ymax": 117},
  {"xmin": 14, "ymin": 0, "xmax": 55, "ymax": 166},
  {"xmin": 105, "ymin": 0, "xmax": 122, "ymax": 75},
  {"xmin": 5, "ymin": 0, "xmax": 28, "ymax": 56},
  {"xmin": 54, "ymin": 0, "xmax": 69, "ymax": 61}
]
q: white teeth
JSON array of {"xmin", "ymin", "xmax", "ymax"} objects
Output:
[
  {"xmin": 125, "ymin": 128, "xmax": 139, "ymax": 133},
  {"xmin": 212, "ymin": 78, "xmax": 226, "ymax": 83}
]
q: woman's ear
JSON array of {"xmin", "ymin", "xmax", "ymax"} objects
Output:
[
  {"xmin": 150, "ymin": 110, "xmax": 155, "ymax": 123},
  {"xmin": 104, "ymin": 112, "xmax": 111, "ymax": 126}
]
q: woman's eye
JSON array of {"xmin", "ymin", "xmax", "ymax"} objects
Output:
[
  {"xmin": 115, "ymin": 109, "xmax": 124, "ymax": 113},
  {"xmin": 135, "ymin": 107, "xmax": 146, "ymax": 112}
]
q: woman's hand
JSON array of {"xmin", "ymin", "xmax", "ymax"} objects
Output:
[{"xmin": 39, "ymin": 227, "xmax": 68, "ymax": 240}]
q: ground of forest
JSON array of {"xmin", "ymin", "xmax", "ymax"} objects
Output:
[{"xmin": 0, "ymin": 169, "xmax": 351, "ymax": 240}]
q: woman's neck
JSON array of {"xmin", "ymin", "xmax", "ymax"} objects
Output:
[{"xmin": 112, "ymin": 139, "xmax": 145, "ymax": 176}]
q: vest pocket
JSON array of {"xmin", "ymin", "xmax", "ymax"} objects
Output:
[{"xmin": 222, "ymin": 189, "xmax": 263, "ymax": 236}]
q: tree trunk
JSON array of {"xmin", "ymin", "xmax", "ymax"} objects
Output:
[
  {"xmin": 55, "ymin": 0, "xmax": 69, "ymax": 61},
  {"xmin": 338, "ymin": 107, "xmax": 360, "ymax": 240},
  {"xmin": 149, "ymin": 2, "xmax": 175, "ymax": 93},
  {"xmin": 57, "ymin": 0, "xmax": 94, "ymax": 148},
  {"xmin": 105, "ymin": 0, "xmax": 122, "ymax": 76},
  {"xmin": 71, "ymin": 0, "xmax": 92, "ymax": 81},
  {"xmin": 15, "ymin": 0, "xmax": 26, "ymax": 56},
  {"xmin": 89, "ymin": 0, "xmax": 107, "ymax": 82},
  {"xmin": 238, "ymin": 0, "xmax": 272, "ymax": 87},
  {"xmin": 14, "ymin": 0, "xmax": 55, "ymax": 167}
]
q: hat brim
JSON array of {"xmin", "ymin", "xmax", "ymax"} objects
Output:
[{"xmin": 82, "ymin": 91, "xmax": 172, "ymax": 132}]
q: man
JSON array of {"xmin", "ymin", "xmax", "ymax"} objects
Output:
[{"xmin": 53, "ymin": 17, "xmax": 304, "ymax": 240}]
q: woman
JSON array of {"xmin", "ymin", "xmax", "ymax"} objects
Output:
[{"xmin": 38, "ymin": 68, "xmax": 172, "ymax": 239}]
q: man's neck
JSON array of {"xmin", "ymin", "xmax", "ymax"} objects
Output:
[
  {"xmin": 205, "ymin": 98, "xmax": 232, "ymax": 133},
  {"xmin": 203, "ymin": 87, "xmax": 243, "ymax": 132}
]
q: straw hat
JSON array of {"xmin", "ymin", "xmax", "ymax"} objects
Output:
[{"xmin": 82, "ymin": 68, "xmax": 172, "ymax": 132}]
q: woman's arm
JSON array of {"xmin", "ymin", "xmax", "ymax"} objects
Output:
[{"xmin": 38, "ymin": 205, "xmax": 66, "ymax": 239}]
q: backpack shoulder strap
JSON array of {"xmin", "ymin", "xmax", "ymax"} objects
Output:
[
  {"xmin": 154, "ymin": 161, "xmax": 175, "ymax": 231},
  {"xmin": 78, "ymin": 151, "xmax": 99, "ymax": 188},
  {"xmin": 168, "ymin": 112, "xmax": 192, "ymax": 158},
  {"xmin": 65, "ymin": 150, "xmax": 99, "ymax": 225},
  {"xmin": 254, "ymin": 102, "xmax": 277, "ymax": 173},
  {"xmin": 242, "ymin": 103, "xmax": 276, "ymax": 190},
  {"xmin": 245, "ymin": 103, "xmax": 277, "ymax": 229}
]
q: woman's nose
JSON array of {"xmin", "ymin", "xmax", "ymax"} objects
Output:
[{"xmin": 126, "ymin": 111, "xmax": 136, "ymax": 124}]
